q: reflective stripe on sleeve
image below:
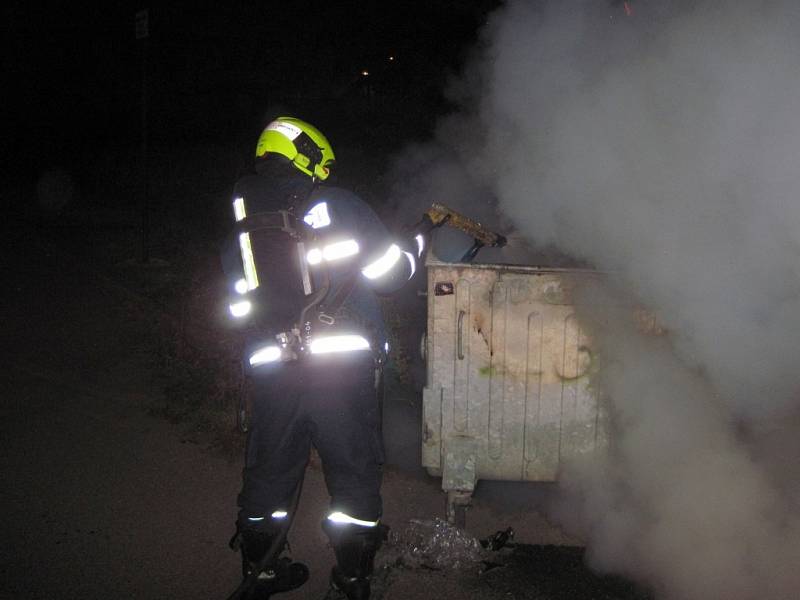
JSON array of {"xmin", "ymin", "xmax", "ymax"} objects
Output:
[
  {"xmin": 323, "ymin": 239, "xmax": 360, "ymax": 261},
  {"xmin": 309, "ymin": 335, "xmax": 370, "ymax": 355},
  {"xmin": 307, "ymin": 239, "xmax": 360, "ymax": 265},
  {"xmin": 403, "ymin": 251, "xmax": 416, "ymax": 279},
  {"xmin": 361, "ymin": 244, "xmax": 402, "ymax": 279},
  {"xmin": 249, "ymin": 346, "xmax": 282, "ymax": 366}
]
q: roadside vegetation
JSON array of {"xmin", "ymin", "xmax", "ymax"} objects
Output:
[{"xmin": 28, "ymin": 135, "xmax": 421, "ymax": 458}]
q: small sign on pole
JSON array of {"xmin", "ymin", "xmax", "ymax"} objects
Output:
[{"xmin": 135, "ymin": 9, "xmax": 149, "ymax": 40}]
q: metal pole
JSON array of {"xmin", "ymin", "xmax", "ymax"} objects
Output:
[{"xmin": 140, "ymin": 35, "xmax": 149, "ymax": 263}]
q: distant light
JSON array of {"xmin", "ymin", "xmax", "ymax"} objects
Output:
[
  {"xmin": 388, "ymin": 56, "xmax": 395, "ymax": 61},
  {"xmin": 234, "ymin": 278, "xmax": 248, "ymax": 294},
  {"xmin": 361, "ymin": 70, "xmax": 369, "ymax": 77}
]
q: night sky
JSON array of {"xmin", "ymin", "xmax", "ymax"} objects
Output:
[{"xmin": 6, "ymin": 1, "xmax": 499, "ymax": 183}]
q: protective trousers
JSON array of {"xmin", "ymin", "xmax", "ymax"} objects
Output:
[{"xmin": 237, "ymin": 353, "xmax": 384, "ymax": 532}]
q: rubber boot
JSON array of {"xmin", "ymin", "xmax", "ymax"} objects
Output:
[
  {"xmin": 327, "ymin": 566, "xmax": 371, "ymax": 600},
  {"xmin": 237, "ymin": 529, "xmax": 309, "ymax": 598},
  {"xmin": 322, "ymin": 521, "xmax": 385, "ymax": 600}
]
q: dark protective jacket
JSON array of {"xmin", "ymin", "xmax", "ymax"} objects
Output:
[{"xmin": 222, "ymin": 170, "xmax": 415, "ymax": 360}]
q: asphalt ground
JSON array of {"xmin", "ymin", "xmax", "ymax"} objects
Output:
[{"xmin": 0, "ymin": 222, "xmax": 650, "ymax": 600}]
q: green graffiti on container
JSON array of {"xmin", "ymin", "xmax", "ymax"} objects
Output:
[{"xmin": 478, "ymin": 365, "xmax": 496, "ymax": 377}]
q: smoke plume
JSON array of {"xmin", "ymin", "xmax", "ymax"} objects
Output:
[{"xmin": 392, "ymin": 1, "xmax": 800, "ymax": 597}]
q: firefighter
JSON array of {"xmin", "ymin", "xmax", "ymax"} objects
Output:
[{"xmin": 223, "ymin": 117, "xmax": 416, "ymax": 599}]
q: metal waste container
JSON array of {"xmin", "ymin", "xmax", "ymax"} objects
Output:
[{"xmin": 421, "ymin": 258, "xmax": 608, "ymax": 525}]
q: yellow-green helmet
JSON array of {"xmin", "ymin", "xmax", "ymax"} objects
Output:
[{"xmin": 255, "ymin": 116, "xmax": 335, "ymax": 180}]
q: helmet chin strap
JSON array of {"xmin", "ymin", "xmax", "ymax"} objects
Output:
[{"xmin": 292, "ymin": 131, "xmax": 323, "ymax": 179}]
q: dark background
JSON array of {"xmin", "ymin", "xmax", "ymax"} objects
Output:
[
  {"xmin": 5, "ymin": 1, "xmax": 499, "ymax": 189},
  {"xmin": 1, "ymin": 4, "xmax": 657, "ymax": 599},
  {"xmin": 2, "ymin": 0, "xmax": 504, "ymax": 448}
]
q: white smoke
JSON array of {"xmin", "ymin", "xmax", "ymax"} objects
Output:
[{"xmin": 392, "ymin": 1, "xmax": 800, "ymax": 598}]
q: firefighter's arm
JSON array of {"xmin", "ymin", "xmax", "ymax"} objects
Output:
[
  {"xmin": 355, "ymin": 206, "xmax": 418, "ymax": 295},
  {"xmin": 306, "ymin": 189, "xmax": 418, "ymax": 294},
  {"xmin": 359, "ymin": 235, "xmax": 417, "ymax": 295}
]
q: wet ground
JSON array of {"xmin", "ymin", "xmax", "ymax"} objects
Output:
[
  {"xmin": 374, "ymin": 537, "xmax": 653, "ymax": 600},
  {"xmin": 1, "ymin": 220, "xmax": 651, "ymax": 600}
]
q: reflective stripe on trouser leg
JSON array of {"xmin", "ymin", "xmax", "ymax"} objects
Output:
[
  {"xmin": 326, "ymin": 511, "xmax": 378, "ymax": 528},
  {"xmin": 243, "ymin": 510, "xmax": 290, "ymax": 525}
]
